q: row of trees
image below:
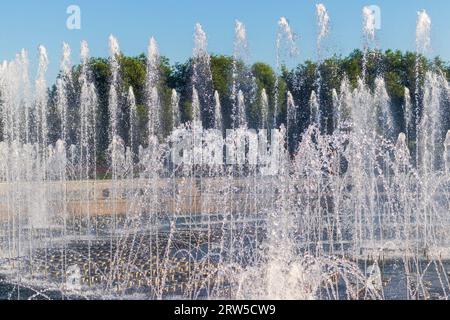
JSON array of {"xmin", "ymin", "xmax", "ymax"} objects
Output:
[{"xmin": 46, "ymin": 49, "xmax": 450, "ymax": 167}]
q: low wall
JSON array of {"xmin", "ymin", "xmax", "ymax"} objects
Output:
[{"xmin": 0, "ymin": 177, "xmax": 274, "ymax": 220}]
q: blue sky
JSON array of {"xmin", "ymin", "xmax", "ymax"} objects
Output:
[{"xmin": 0, "ymin": 0, "xmax": 449, "ymax": 83}]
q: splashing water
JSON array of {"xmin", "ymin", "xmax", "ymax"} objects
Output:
[{"xmin": 1, "ymin": 13, "xmax": 450, "ymax": 301}]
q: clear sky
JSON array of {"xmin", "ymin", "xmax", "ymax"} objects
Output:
[{"xmin": 1, "ymin": 0, "xmax": 449, "ymax": 83}]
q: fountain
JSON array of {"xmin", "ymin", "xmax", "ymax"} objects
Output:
[
  {"xmin": 275, "ymin": 17, "xmax": 298, "ymax": 128},
  {"xmin": 1, "ymin": 6, "xmax": 450, "ymax": 301},
  {"xmin": 314, "ymin": 4, "xmax": 330, "ymax": 130}
]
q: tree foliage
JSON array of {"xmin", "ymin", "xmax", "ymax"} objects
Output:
[{"xmin": 43, "ymin": 49, "xmax": 450, "ymax": 165}]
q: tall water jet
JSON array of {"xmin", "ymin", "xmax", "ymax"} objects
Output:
[
  {"xmin": 403, "ymin": 87, "xmax": 412, "ymax": 140},
  {"xmin": 128, "ymin": 86, "xmax": 138, "ymax": 159},
  {"xmin": 190, "ymin": 25, "xmax": 213, "ymax": 284},
  {"xmin": 316, "ymin": 4, "xmax": 329, "ymax": 61},
  {"xmin": 362, "ymin": 6, "xmax": 376, "ymax": 44},
  {"xmin": 35, "ymin": 46, "xmax": 51, "ymax": 228},
  {"xmin": 2, "ymin": 11, "xmax": 450, "ymax": 301},
  {"xmin": 78, "ymin": 41, "xmax": 97, "ymax": 279},
  {"xmin": 55, "ymin": 42, "xmax": 71, "ymax": 142},
  {"xmin": 192, "ymin": 23, "xmax": 214, "ymax": 127},
  {"xmin": 147, "ymin": 37, "xmax": 161, "ymax": 139},
  {"xmin": 276, "ymin": 17, "xmax": 298, "ymax": 63},
  {"xmin": 79, "ymin": 40, "xmax": 97, "ymax": 180},
  {"xmin": 108, "ymin": 35, "xmax": 121, "ymax": 140},
  {"xmin": 415, "ymin": 10, "xmax": 436, "ymax": 172},
  {"xmin": 80, "ymin": 39, "xmax": 89, "ymax": 71},
  {"xmin": 337, "ymin": 76, "xmax": 352, "ymax": 131},
  {"xmin": 309, "ymin": 90, "xmax": 319, "ymax": 125},
  {"xmin": 444, "ymin": 131, "xmax": 450, "ymax": 174},
  {"xmin": 19, "ymin": 49, "xmax": 32, "ymax": 144},
  {"xmin": 374, "ymin": 76, "xmax": 393, "ymax": 138},
  {"xmin": 350, "ymin": 78, "xmax": 373, "ymax": 136},
  {"xmin": 21, "ymin": 45, "xmax": 50, "ymax": 230},
  {"xmin": 1, "ymin": 56, "xmax": 21, "ymax": 144},
  {"xmin": 362, "ymin": 6, "xmax": 377, "ymax": 80},
  {"xmin": 148, "ymin": 87, "xmax": 161, "ymax": 141},
  {"xmin": 171, "ymin": 89, "xmax": 180, "ymax": 129},
  {"xmin": 415, "ymin": 10, "xmax": 432, "ymax": 164},
  {"xmin": 0, "ymin": 52, "xmax": 32, "ymax": 265},
  {"xmin": 332, "ymin": 89, "xmax": 339, "ymax": 131},
  {"xmin": 233, "ymin": 20, "xmax": 248, "ymax": 60},
  {"xmin": 314, "ymin": 4, "xmax": 330, "ymax": 129},
  {"xmin": 286, "ymin": 91, "xmax": 296, "ymax": 149},
  {"xmin": 213, "ymin": 90, "xmax": 222, "ymax": 132},
  {"xmin": 107, "ymin": 34, "xmax": 123, "ymax": 256},
  {"xmin": 416, "ymin": 10, "xmax": 432, "ymax": 56},
  {"xmin": 395, "ymin": 132, "xmax": 410, "ymax": 167},
  {"xmin": 231, "ymin": 20, "xmax": 254, "ymax": 129},
  {"xmin": 415, "ymin": 70, "xmax": 446, "ymax": 258},
  {"xmin": 275, "ymin": 17, "xmax": 298, "ymax": 127},
  {"xmin": 235, "ymin": 90, "xmax": 247, "ymax": 129},
  {"xmin": 35, "ymin": 45, "xmax": 49, "ymax": 153},
  {"xmin": 60, "ymin": 42, "xmax": 72, "ymax": 76},
  {"xmin": 418, "ymin": 72, "xmax": 444, "ymax": 173},
  {"xmin": 260, "ymin": 88, "xmax": 269, "ymax": 129},
  {"xmin": 192, "ymin": 86, "xmax": 201, "ymax": 125}
]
